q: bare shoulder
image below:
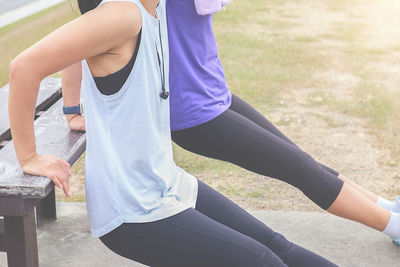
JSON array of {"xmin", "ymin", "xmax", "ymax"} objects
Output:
[
  {"xmin": 85, "ymin": 1, "xmax": 142, "ymax": 40},
  {"xmin": 9, "ymin": 0, "xmax": 143, "ymax": 79}
]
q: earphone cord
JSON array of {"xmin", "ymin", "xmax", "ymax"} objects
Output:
[{"xmin": 157, "ymin": 20, "xmax": 166, "ymax": 95}]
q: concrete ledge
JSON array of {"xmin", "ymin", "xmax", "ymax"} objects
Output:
[{"xmin": 0, "ymin": 202, "xmax": 399, "ymax": 266}]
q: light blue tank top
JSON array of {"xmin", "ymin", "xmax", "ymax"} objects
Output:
[{"xmin": 81, "ymin": 0, "xmax": 198, "ymax": 237}]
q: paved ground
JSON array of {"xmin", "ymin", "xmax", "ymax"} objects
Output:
[
  {"xmin": 0, "ymin": 0, "xmax": 65, "ymax": 28},
  {"xmin": 0, "ymin": 202, "xmax": 399, "ymax": 266}
]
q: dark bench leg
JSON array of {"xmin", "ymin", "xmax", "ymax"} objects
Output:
[
  {"xmin": 0, "ymin": 218, "xmax": 5, "ymax": 252},
  {"xmin": 36, "ymin": 189, "xmax": 56, "ymax": 227},
  {"xmin": 4, "ymin": 210, "xmax": 38, "ymax": 267}
]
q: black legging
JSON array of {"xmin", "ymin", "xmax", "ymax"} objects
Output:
[
  {"xmin": 172, "ymin": 94, "xmax": 344, "ymax": 210},
  {"xmin": 100, "ymin": 181, "xmax": 337, "ymax": 267}
]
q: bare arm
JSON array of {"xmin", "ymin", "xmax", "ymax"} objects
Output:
[
  {"xmin": 8, "ymin": 2, "xmax": 141, "ymax": 196},
  {"xmin": 62, "ymin": 63, "xmax": 85, "ymax": 131}
]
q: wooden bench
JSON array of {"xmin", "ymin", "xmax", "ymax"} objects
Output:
[{"xmin": 0, "ymin": 77, "xmax": 86, "ymax": 267}]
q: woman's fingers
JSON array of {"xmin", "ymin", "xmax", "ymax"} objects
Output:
[
  {"xmin": 21, "ymin": 154, "xmax": 72, "ymax": 197},
  {"xmin": 53, "ymin": 175, "xmax": 70, "ymax": 198},
  {"xmin": 58, "ymin": 160, "xmax": 71, "ymax": 197},
  {"xmin": 60, "ymin": 177, "xmax": 71, "ymax": 197},
  {"xmin": 50, "ymin": 173, "xmax": 70, "ymax": 198},
  {"xmin": 49, "ymin": 174, "xmax": 63, "ymax": 190},
  {"xmin": 63, "ymin": 161, "xmax": 71, "ymax": 175},
  {"xmin": 58, "ymin": 160, "xmax": 70, "ymax": 180},
  {"xmin": 51, "ymin": 169, "xmax": 70, "ymax": 197}
]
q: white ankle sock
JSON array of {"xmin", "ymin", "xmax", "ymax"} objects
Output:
[
  {"xmin": 376, "ymin": 197, "xmax": 398, "ymax": 212},
  {"xmin": 383, "ymin": 212, "xmax": 400, "ymax": 238}
]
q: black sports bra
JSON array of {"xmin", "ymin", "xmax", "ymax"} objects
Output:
[{"xmin": 93, "ymin": 30, "xmax": 142, "ymax": 95}]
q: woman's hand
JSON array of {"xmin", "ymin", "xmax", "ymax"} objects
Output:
[
  {"xmin": 67, "ymin": 114, "xmax": 85, "ymax": 131},
  {"xmin": 22, "ymin": 154, "xmax": 71, "ymax": 197}
]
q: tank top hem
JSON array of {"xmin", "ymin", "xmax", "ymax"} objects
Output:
[
  {"xmin": 92, "ymin": 177, "xmax": 198, "ymax": 237},
  {"xmin": 91, "ymin": 204, "xmax": 194, "ymax": 238},
  {"xmin": 171, "ymin": 91, "xmax": 232, "ymax": 131}
]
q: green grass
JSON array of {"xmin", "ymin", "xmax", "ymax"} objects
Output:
[
  {"xmin": 326, "ymin": 0, "xmax": 365, "ymax": 12},
  {"xmin": 293, "ymin": 36, "xmax": 320, "ymax": 43},
  {"xmin": 320, "ymin": 21, "xmax": 365, "ymax": 43},
  {"xmin": 247, "ymin": 191, "xmax": 264, "ymax": 198},
  {"xmin": 0, "ymin": 2, "xmax": 76, "ymax": 35},
  {"xmin": 308, "ymin": 112, "xmax": 345, "ymax": 128},
  {"xmin": 0, "ymin": 2, "xmax": 78, "ymax": 87},
  {"xmin": 215, "ymin": 1, "xmax": 327, "ymax": 113},
  {"xmin": 306, "ymin": 92, "xmax": 336, "ymax": 107},
  {"xmin": 341, "ymin": 83, "xmax": 395, "ymax": 126}
]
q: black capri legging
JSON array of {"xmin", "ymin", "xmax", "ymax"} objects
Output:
[
  {"xmin": 100, "ymin": 181, "xmax": 337, "ymax": 267},
  {"xmin": 172, "ymin": 94, "xmax": 344, "ymax": 210}
]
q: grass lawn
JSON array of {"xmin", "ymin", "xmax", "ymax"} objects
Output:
[
  {"xmin": 2, "ymin": 0, "xmax": 400, "ymax": 210},
  {"xmin": 0, "ymin": 2, "xmax": 79, "ymax": 87}
]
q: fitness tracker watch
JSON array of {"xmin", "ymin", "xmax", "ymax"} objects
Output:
[{"xmin": 63, "ymin": 104, "xmax": 83, "ymax": 115}]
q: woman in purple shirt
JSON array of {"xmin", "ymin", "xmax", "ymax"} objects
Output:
[{"xmin": 166, "ymin": 0, "xmax": 400, "ymax": 245}]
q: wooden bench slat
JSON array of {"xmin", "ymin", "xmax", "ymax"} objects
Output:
[
  {"xmin": 0, "ymin": 98, "xmax": 86, "ymax": 198},
  {"xmin": 0, "ymin": 78, "xmax": 62, "ymax": 143}
]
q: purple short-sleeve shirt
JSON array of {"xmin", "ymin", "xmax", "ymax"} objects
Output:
[{"xmin": 166, "ymin": 0, "xmax": 232, "ymax": 131}]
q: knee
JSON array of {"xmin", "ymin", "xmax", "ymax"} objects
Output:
[
  {"xmin": 276, "ymin": 150, "xmax": 322, "ymax": 188},
  {"xmin": 266, "ymin": 232, "xmax": 293, "ymax": 258},
  {"xmin": 259, "ymin": 247, "xmax": 288, "ymax": 267}
]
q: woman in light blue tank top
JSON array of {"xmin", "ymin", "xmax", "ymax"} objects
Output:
[{"xmin": 8, "ymin": 0, "xmax": 339, "ymax": 266}]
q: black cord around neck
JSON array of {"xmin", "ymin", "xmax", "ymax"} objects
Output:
[{"xmin": 156, "ymin": 19, "xmax": 169, "ymax": 100}]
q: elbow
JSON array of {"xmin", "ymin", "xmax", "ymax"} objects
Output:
[
  {"xmin": 9, "ymin": 56, "xmax": 26, "ymax": 84},
  {"xmin": 8, "ymin": 57, "xmax": 26, "ymax": 111},
  {"xmin": 9, "ymin": 55, "xmax": 43, "ymax": 89}
]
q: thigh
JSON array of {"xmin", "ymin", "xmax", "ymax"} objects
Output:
[
  {"xmin": 229, "ymin": 94, "xmax": 338, "ymax": 176},
  {"xmin": 230, "ymin": 94, "xmax": 298, "ymax": 147},
  {"xmin": 195, "ymin": 180, "xmax": 288, "ymax": 253},
  {"xmin": 172, "ymin": 103, "xmax": 343, "ymax": 209},
  {"xmin": 174, "ymin": 106, "xmax": 320, "ymax": 180},
  {"xmin": 99, "ymin": 209, "xmax": 287, "ymax": 267},
  {"xmin": 196, "ymin": 181, "xmax": 338, "ymax": 267}
]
